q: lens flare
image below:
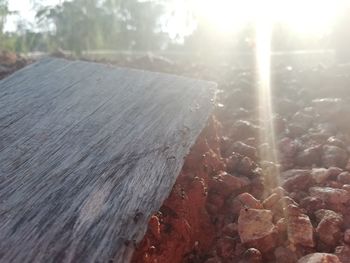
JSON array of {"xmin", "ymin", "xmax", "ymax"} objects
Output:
[{"xmin": 255, "ymin": 6, "xmax": 280, "ymax": 191}]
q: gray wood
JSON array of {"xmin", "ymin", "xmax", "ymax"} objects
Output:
[{"xmin": 0, "ymin": 58, "xmax": 216, "ymax": 263}]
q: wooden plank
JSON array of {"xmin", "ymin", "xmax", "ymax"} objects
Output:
[{"xmin": 0, "ymin": 58, "xmax": 216, "ymax": 263}]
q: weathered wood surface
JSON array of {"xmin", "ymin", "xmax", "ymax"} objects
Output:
[{"xmin": 0, "ymin": 58, "xmax": 216, "ymax": 263}]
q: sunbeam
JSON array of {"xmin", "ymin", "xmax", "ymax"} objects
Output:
[{"xmin": 255, "ymin": 7, "xmax": 280, "ymax": 192}]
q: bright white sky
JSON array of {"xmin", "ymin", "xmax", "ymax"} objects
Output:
[
  {"xmin": 5, "ymin": 0, "xmax": 59, "ymax": 32},
  {"xmin": 5, "ymin": 0, "xmax": 350, "ymax": 37},
  {"xmin": 190, "ymin": 0, "xmax": 348, "ymax": 35}
]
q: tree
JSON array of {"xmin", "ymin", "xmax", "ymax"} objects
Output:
[
  {"xmin": 36, "ymin": 0, "xmax": 107, "ymax": 55},
  {"xmin": 0, "ymin": 0, "xmax": 10, "ymax": 48},
  {"xmin": 0, "ymin": 0, "xmax": 8, "ymax": 33},
  {"xmin": 0, "ymin": 0, "xmax": 20, "ymax": 50},
  {"xmin": 35, "ymin": 0, "xmax": 168, "ymax": 54}
]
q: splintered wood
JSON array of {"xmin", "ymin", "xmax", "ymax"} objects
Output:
[{"xmin": 0, "ymin": 58, "xmax": 216, "ymax": 263}]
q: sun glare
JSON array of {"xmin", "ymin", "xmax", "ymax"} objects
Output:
[{"xmin": 191, "ymin": 0, "xmax": 344, "ymax": 35}]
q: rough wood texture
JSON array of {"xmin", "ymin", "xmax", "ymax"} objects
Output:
[{"xmin": 0, "ymin": 58, "xmax": 216, "ymax": 263}]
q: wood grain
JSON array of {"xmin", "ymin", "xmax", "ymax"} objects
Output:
[{"xmin": 0, "ymin": 58, "xmax": 216, "ymax": 263}]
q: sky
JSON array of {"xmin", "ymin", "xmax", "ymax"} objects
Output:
[
  {"xmin": 5, "ymin": 0, "xmax": 59, "ymax": 32},
  {"xmin": 4, "ymin": 0, "xmax": 349, "ymax": 37}
]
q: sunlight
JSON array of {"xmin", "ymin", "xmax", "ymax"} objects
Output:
[
  {"xmin": 272, "ymin": 0, "xmax": 340, "ymax": 35},
  {"xmin": 191, "ymin": 0, "xmax": 255, "ymax": 33},
  {"xmin": 254, "ymin": 3, "xmax": 281, "ymax": 191},
  {"xmin": 186, "ymin": 0, "xmax": 347, "ymax": 193},
  {"xmin": 191, "ymin": 0, "xmax": 344, "ymax": 35}
]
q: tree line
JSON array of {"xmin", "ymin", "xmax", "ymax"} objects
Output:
[
  {"xmin": 0, "ymin": 0, "xmax": 347, "ymax": 55},
  {"xmin": 1, "ymin": 0, "xmax": 172, "ymax": 54}
]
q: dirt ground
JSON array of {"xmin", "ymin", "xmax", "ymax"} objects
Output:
[
  {"xmin": 128, "ymin": 55, "xmax": 350, "ymax": 263},
  {"xmin": 2, "ymin": 51, "xmax": 350, "ymax": 263}
]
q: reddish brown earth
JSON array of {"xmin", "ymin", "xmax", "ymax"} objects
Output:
[
  {"xmin": 131, "ymin": 62, "xmax": 350, "ymax": 263},
  {"xmin": 0, "ymin": 50, "xmax": 30, "ymax": 80}
]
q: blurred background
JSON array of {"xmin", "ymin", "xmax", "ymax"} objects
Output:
[{"xmin": 1, "ymin": 0, "xmax": 350, "ymax": 65}]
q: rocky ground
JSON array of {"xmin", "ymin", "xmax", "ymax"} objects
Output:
[
  {"xmin": 131, "ymin": 62, "xmax": 350, "ymax": 263},
  {"xmin": 2, "ymin": 51, "xmax": 350, "ymax": 263}
]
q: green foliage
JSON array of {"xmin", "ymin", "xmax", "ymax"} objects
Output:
[
  {"xmin": 0, "ymin": 0, "xmax": 9, "ymax": 47},
  {"xmin": 0, "ymin": 0, "xmax": 169, "ymax": 54},
  {"xmin": 33, "ymin": 0, "xmax": 167, "ymax": 55}
]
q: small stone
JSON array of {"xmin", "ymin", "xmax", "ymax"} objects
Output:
[
  {"xmin": 227, "ymin": 193, "xmax": 263, "ymax": 215},
  {"xmin": 344, "ymin": 229, "xmax": 350, "ymax": 244},
  {"xmin": 327, "ymin": 136, "xmax": 346, "ymax": 148},
  {"xmin": 313, "ymin": 122, "xmax": 337, "ymax": 138},
  {"xmin": 314, "ymin": 209, "xmax": 343, "ymax": 223},
  {"xmin": 148, "ymin": 245, "xmax": 156, "ymax": 254},
  {"xmin": 297, "ymin": 253, "xmax": 340, "ymax": 263},
  {"xmin": 209, "ymin": 171, "xmax": 249, "ymax": 198},
  {"xmin": 244, "ymin": 137, "xmax": 257, "ymax": 147},
  {"xmin": 334, "ymin": 245, "xmax": 350, "ymax": 263},
  {"xmin": 260, "ymin": 161, "xmax": 280, "ymax": 188},
  {"xmin": 221, "ymin": 137, "xmax": 234, "ymax": 158},
  {"xmin": 237, "ymin": 156, "xmax": 256, "ymax": 175},
  {"xmin": 279, "ymin": 196, "xmax": 298, "ymax": 208},
  {"xmin": 337, "ymin": 171, "xmax": 350, "ymax": 184},
  {"xmin": 249, "ymin": 176, "xmax": 264, "ymax": 199},
  {"xmin": 289, "ymin": 191, "xmax": 308, "ymax": 202},
  {"xmin": 287, "ymin": 211, "xmax": 315, "ymax": 248},
  {"xmin": 280, "ymin": 156, "xmax": 295, "ymax": 170},
  {"xmin": 281, "ymin": 169, "xmax": 311, "ymax": 192},
  {"xmin": 315, "ymin": 209, "xmax": 343, "ymax": 247},
  {"xmin": 311, "ymin": 168, "xmax": 329, "ymax": 184},
  {"xmin": 238, "ymin": 209, "xmax": 278, "ymax": 252},
  {"xmin": 237, "ymin": 193, "xmax": 263, "ymax": 209},
  {"xmin": 295, "ymin": 146, "xmax": 321, "ymax": 167},
  {"xmin": 309, "ymin": 187, "xmax": 350, "ymax": 212},
  {"xmin": 285, "ymin": 204, "xmax": 305, "ymax": 216},
  {"xmin": 231, "ymin": 141, "xmax": 257, "ymax": 160},
  {"xmin": 226, "ymin": 154, "xmax": 240, "ymax": 173},
  {"xmin": 279, "ymin": 137, "xmax": 298, "ymax": 158},
  {"xmin": 300, "ymin": 196, "xmax": 325, "ymax": 214},
  {"xmin": 242, "ymin": 248, "xmax": 262, "ymax": 263},
  {"xmin": 327, "ymin": 167, "xmax": 343, "ymax": 178},
  {"xmin": 322, "ymin": 145, "xmax": 348, "ymax": 169},
  {"xmin": 343, "ymin": 184, "xmax": 350, "ymax": 192},
  {"xmin": 271, "ymin": 197, "xmax": 299, "ymax": 217},
  {"xmin": 262, "ymin": 193, "xmax": 280, "ymax": 209}
]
